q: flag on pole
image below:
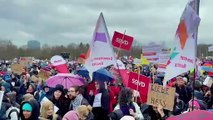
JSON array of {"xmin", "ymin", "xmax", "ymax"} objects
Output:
[
  {"xmin": 85, "ymin": 13, "xmax": 116, "ymax": 73},
  {"xmin": 50, "ymin": 55, "xmax": 69, "ymax": 73},
  {"xmin": 163, "ymin": 0, "xmax": 200, "ymax": 86},
  {"xmin": 141, "ymin": 54, "xmax": 150, "ymax": 65}
]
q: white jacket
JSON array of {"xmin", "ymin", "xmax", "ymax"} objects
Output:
[{"xmin": 6, "ymin": 106, "xmax": 20, "ymax": 120}]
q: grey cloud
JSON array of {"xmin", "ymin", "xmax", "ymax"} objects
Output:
[{"xmin": 0, "ymin": 0, "xmax": 212, "ymax": 47}]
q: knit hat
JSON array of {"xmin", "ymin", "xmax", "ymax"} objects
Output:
[
  {"xmin": 62, "ymin": 111, "xmax": 79, "ymax": 120},
  {"xmin": 29, "ymin": 83, "xmax": 36, "ymax": 90},
  {"xmin": 2, "ymin": 82, "xmax": 11, "ymax": 93},
  {"xmin": 54, "ymin": 84, "xmax": 64, "ymax": 94},
  {"xmin": 22, "ymin": 103, "xmax": 33, "ymax": 112}
]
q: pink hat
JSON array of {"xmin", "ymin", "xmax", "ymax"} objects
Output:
[
  {"xmin": 189, "ymin": 99, "xmax": 200, "ymax": 109},
  {"xmin": 62, "ymin": 111, "xmax": 79, "ymax": 120}
]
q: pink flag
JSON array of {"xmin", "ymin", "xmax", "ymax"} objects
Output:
[{"xmin": 50, "ymin": 55, "xmax": 69, "ymax": 73}]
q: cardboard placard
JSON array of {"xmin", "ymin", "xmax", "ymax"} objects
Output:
[
  {"xmin": 31, "ymin": 75, "xmax": 39, "ymax": 83},
  {"xmin": 146, "ymin": 84, "xmax": 176, "ymax": 111},
  {"xmin": 11, "ymin": 64, "xmax": 25, "ymax": 75},
  {"xmin": 19, "ymin": 57, "xmax": 33, "ymax": 66},
  {"xmin": 38, "ymin": 69, "xmax": 51, "ymax": 81}
]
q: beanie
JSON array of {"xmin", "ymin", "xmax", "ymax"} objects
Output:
[{"xmin": 22, "ymin": 103, "xmax": 33, "ymax": 112}]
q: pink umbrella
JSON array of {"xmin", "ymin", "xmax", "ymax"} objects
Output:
[
  {"xmin": 46, "ymin": 73, "xmax": 85, "ymax": 89},
  {"xmin": 167, "ymin": 110, "xmax": 213, "ymax": 120}
]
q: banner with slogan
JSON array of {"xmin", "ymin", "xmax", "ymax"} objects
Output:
[
  {"xmin": 38, "ymin": 69, "xmax": 51, "ymax": 81},
  {"xmin": 164, "ymin": 0, "xmax": 200, "ymax": 85},
  {"xmin": 147, "ymin": 84, "xmax": 176, "ymax": 111},
  {"xmin": 19, "ymin": 57, "xmax": 34, "ymax": 66},
  {"xmin": 127, "ymin": 72, "xmax": 151, "ymax": 103},
  {"xmin": 157, "ymin": 50, "xmax": 171, "ymax": 72},
  {"xmin": 112, "ymin": 31, "xmax": 134, "ymax": 51},
  {"xmin": 142, "ymin": 43, "xmax": 163, "ymax": 63},
  {"xmin": 11, "ymin": 64, "xmax": 25, "ymax": 75},
  {"xmin": 208, "ymin": 45, "xmax": 213, "ymax": 52},
  {"xmin": 85, "ymin": 13, "xmax": 116, "ymax": 73}
]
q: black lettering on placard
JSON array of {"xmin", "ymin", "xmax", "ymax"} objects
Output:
[
  {"xmin": 151, "ymin": 97, "xmax": 155, "ymax": 104},
  {"xmin": 150, "ymin": 97, "xmax": 166, "ymax": 107},
  {"xmin": 151, "ymin": 84, "xmax": 169, "ymax": 95}
]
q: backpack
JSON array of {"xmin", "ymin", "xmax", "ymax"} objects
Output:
[{"xmin": 6, "ymin": 107, "xmax": 19, "ymax": 120}]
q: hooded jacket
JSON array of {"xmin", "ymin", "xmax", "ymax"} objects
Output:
[{"xmin": 19, "ymin": 99, "xmax": 40, "ymax": 120}]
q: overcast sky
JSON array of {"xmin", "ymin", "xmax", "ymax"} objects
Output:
[{"xmin": 0, "ymin": 0, "xmax": 212, "ymax": 47}]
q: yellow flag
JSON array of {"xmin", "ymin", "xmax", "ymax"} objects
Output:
[{"xmin": 141, "ymin": 54, "xmax": 150, "ymax": 65}]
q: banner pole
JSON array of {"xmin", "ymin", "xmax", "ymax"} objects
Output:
[
  {"xmin": 116, "ymin": 30, "xmax": 126, "ymax": 58},
  {"xmin": 136, "ymin": 67, "xmax": 143, "ymax": 103},
  {"xmin": 115, "ymin": 30, "xmax": 126, "ymax": 84},
  {"xmin": 192, "ymin": 0, "xmax": 200, "ymax": 111}
]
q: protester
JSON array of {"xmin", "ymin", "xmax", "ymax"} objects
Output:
[
  {"xmin": 92, "ymin": 81, "xmax": 110, "ymax": 120},
  {"xmin": 68, "ymin": 86, "xmax": 89, "ymax": 110},
  {"xmin": 62, "ymin": 105, "xmax": 92, "ymax": 120},
  {"xmin": 51, "ymin": 84, "xmax": 69, "ymax": 117},
  {"xmin": 146, "ymin": 105, "xmax": 170, "ymax": 120},
  {"xmin": 39, "ymin": 101, "xmax": 61, "ymax": 120},
  {"xmin": 113, "ymin": 88, "xmax": 144, "ymax": 120},
  {"xmin": 19, "ymin": 98, "xmax": 40, "ymax": 120},
  {"xmin": 175, "ymin": 76, "xmax": 192, "ymax": 104},
  {"xmin": 37, "ymin": 84, "xmax": 52, "ymax": 102}
]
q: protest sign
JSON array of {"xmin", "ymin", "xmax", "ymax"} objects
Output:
[
  {"xmin": 40, "ymin": 97, "xmax": 59, "ymax": 113},
  {"xmin": 19, "ymin": 57, "xmax": 33, "ymax": 66},
  {"xmin": 128, "ymin": 72, "xmax": 151, "ymax": 103},
  {"xmin": 203, "ymin": 76, "xmax": 213, "ymax": 88},
  {"xmin": 38, "ymin": 69, "xmax": 51, "ymax": 81},
  {"xmin": 147, "ymin": 84, "xmax": 176, "ymax": 111},
  {"xmin": 112, "ymin": 31, "xmax": 134, "ymax": 51},
  {"xmin": 11, "ymin": 64, "xmax": 25, "ymax": 74},
  {"xmin": 0, "ymin": 91, "xmax": 4, "ymax": 109}
]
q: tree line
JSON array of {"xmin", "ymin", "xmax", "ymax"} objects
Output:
[{"xmin": 0, "ymin": 40, "xmax": 212, "ymax": 60}]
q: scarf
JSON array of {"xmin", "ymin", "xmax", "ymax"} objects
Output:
[
  {"xmin": 120, "ymin": 103, "xmax": 136, "ymax": 116},
  {"xmin": 71, "ymin": 94, "xmax": 83, "ymax": 110}
]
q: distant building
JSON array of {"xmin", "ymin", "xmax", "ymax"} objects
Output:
[
  {"xmin": 0, "ymin": 40, "xmax": 12, "ymax": 47},
  {"xmin": 27, "ymin": 40, "xmax": 41, "ymax": 50}
]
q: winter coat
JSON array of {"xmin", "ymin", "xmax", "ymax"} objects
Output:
[
  {"xmin": 19, "ymin": 99, "xmax": 40, "ymax": 120},
  {"xmin": 92, "ymin": 89, "xmax": 110, "ymax": 120},
  {"xmin": 175, "ymin": 85, "xmax": 192, "ymax": 104},
  {"xmin": 51, "ymin": 96, "xmax": 70, "ymax": 118}
]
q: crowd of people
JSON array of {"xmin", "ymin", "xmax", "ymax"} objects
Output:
[{"xmin": 0, "ymin": 57, "xmax": 212, "ymax": 120}]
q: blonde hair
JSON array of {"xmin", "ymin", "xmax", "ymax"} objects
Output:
[
  {"xmin": 40, "ymin": 101, "xmax": 57, "ymax": 120},
  {"xmin": 76, "ymin": 105, "xmax": 92, "ymax": 120}
]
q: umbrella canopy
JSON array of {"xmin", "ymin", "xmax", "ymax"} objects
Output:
[
  {"xmin": 46, "ymin": 73, "xmax": 85, "ymax": 89},
  {"xmin": 76, "ymin": 67, "xmax": 90, "ymax": 79},
  {"xmin": 93, "ymin": 68, "xmax": 113, "ymax": 81},
  {"xmin": 203, "ymin": 63, "xmax": 213, "ymax": 67},
  {"xmin": 167, "ymin": 110, "xmax": 213, "ymax": 120}
]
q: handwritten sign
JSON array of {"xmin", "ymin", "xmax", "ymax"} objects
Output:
[
  {"xmin": 19, "ymin": 57, "xmax": 33, "ymax": 66},
  {"xmin": 147, "ymin": 84, "xmax": 176, "ymax": 111},
  {"xmin": 11, "ymin": 64, "xmax": 25, "ymax": 75},
  {"xmin": 38, "ymin": 69, "xmax": 51, "ymax": 81}
]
